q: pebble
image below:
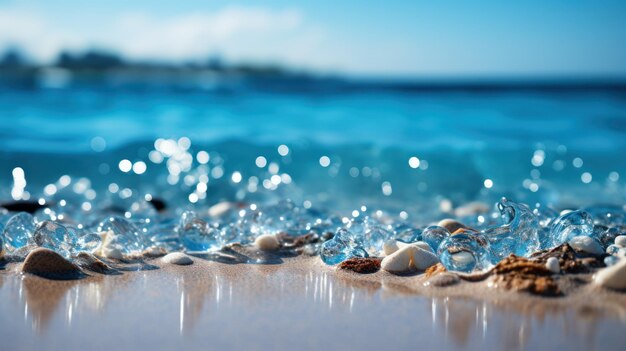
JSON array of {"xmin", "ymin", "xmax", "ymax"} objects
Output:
[
  {"xmin": 101, "ymin": 247, "xmax": 123, "ymax": 260},
  {"xmin": 437, "ymin": 219, "xmax": 471, "ymax": 234},
  {"xmin": 21, "ymin": 248, "xmax": 81, "ymax": 276},
  {"xmin": 383, "ymin": 239, "xmax": 399, "ymax": 256},
  {"xmin": 162, "ymin": 252, "xmax": 194, "ymax": 265},
  {"xmin": 383, "ymin": 239, "xmax": 432, "ymax": 256},
  {"xmin": 568, "ymin": 236, "xmax": 604, "ymax": 255},
  {"xmin": 424, "ymin": 272, "xmax": 460, "ymax": 287},
  {"xmin": 411, "ymin": 247, "xmax": 440, "ymax": 270},
  {"xmin": 546, "ymin": 257, "xmax": 560, "ymax": 274},
  {"xmin": 381, "ymin": 246, "xmax": 416, "ymax": 273},
  {"xmin": 254, "ymin": 234, "xmax": 281, "ymax": 251},
  {"xmin": 594, "ymin": 258, "xmax": 626, "ymax": 290},
  {"xmin": 144, "ymin": 246, "xmax": 167, "ymax": 257},
  {"xmin": 615, "ymin": 235, "xmax": 626, "ymax": 248}
]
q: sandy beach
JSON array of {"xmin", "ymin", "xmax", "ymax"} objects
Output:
[{"xmin": 1, "ymin": 252, "xmax": 625, "ymax": 351}]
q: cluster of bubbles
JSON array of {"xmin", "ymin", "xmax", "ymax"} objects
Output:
[{"xmin": 320, "ymin": 198, "xmax": 626, "ymax": 272}]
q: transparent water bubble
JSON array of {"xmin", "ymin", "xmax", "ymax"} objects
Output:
[
  {"xmin": 146, "ymin": 217, "xmax": 181, "ymax": 251},
  {"xmin": 606, "ymin": 244, "xmax": 621, "ymax": 255},
  {"xmin": 437, "ymin": 233, "xmax": 492, "ymax": 272},
  {"xmin": 422, "ymin": 226, "xmax": 450, "ymax": 252},
  {"xmin": 97, "ymin": 216, "xmax": 146, "ymax": 254},
  {"xmin": 319, "ymin": 228, "xmax": 368, "ymax": 265},
  {"xmin": 74, "ymin": 233, "xmax": 102, "ymax": 253},
  {"xmin": 393, "ymin": 224, "xmax": 422, "ymax": 243},
  {"xmin": 33, "ymin": 220, "xmax": 73, "ymax": 258},
  {"xmin": 550, "ymin": 210, "xmax": 594, "ymax": 245},
  {"xmin": 347, "ymin": 216, "xmax": 391, "ymax": 254},
  {"xmin": 481, "ymin": 199, "xmax": 539, "ymax": 259},
  {"xmin": 604, "ymin": 256, "xmax": 620, "ymax": 266},
  {"xmin": 532, "ymin": 203, "xmax": 559, "ymax": 228},
  {"xmin": 177, "ymin": 211, "xmax": 220, "ymax": 251},
  {"xmin": 2, "ymin": 212, "xmax": 36, "ymax": 251},
  {"xmin": 592, "ymin": 225, "xmax": 621, "ymax": 248},
  {"xmin": 584, "ymin": 206, "xmax": 625, "ymax": 227}
]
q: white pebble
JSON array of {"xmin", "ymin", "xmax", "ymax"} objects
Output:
[
  {"xmin": 546, "ymin": 257, "xmax": 560, "ymax": 274},
  {"xmin": 383, "ymin": 239, "xmax": 400, "ymax": 256},
  {"xmin": 568, "ymin": 236, "xmax": 604, "ymax": 255},
  {"xmin": 594, "ymin": 258, "xmax": 626, "ymax": 290},
  {"xmin": 615, "ymin": 235, "xmax": 626, "ymax": 248},
  {"xmin": 384, "ymin": 239, "xmax": 433, "ymax": 256},
  {"xmin": 102, "ymin": 247, "xmax": 123, "ymax": 260},
  {"xmin": 162, "ymin": 252, "xmax": 193, "ymax": 265},
  {"xmin": 255, "ymin": 234, "xmax": 280, "ymax": 251},
  {"xmin": 381, "ymin": 246, "xmax": 416, "ymax": 273},
  {"xmin": 411, "ymin": 247, "xmax": 439, "ymax": 270}
]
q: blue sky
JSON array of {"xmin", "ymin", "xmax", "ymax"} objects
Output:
[{"xmin": 1, "ymin": 0, "xmax": 626, "ymax": 77}]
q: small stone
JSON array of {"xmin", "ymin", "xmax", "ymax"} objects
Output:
[
  {"xmin": 615, "ymin": 235, "xmax": 626, "ymax": 248},
  {"xmin": 337, "ymin": 257, "xmax": 381, "ymax": 274},
  {"xmin": 383, "ymin": 239, "xmax": 432, "ymax": 256},
  {"xmin": 383, "ymin": 239, "xmax": 399, "ymax": 256},
  {"xmin": 437, "ymin": 219, "xmax": 472, "ymax": 234},
  {"xmin": 425, "ymin": 272, "xmax": 460, "ymax": 287},
  {"xmin": 594, "ymin": 258, "xmax": 626, "ymax": 290},
  {"xmin": 411, "ymin": 247, "xmax": 440, "ymax": 270},
  {"xmin": 381, "ymin": 245, "xmax": 416, "ymax": 273},
  {"xmin": 162, "ymin": 252, "xmax": 194, "ymax": 265},
  {"xmin": 144, "ymin": 246, "xmax": 168, "ymax": 257},
  {"xmin": 406, "ymin": 241, "xmax": 433, "ymax": 252},
  {"xmin": 21, "ymin": 248, "xmax": 81, "ymax": 277},
  {"xmin": 100, "ymin": 246, "xmax": 124, "ymax": 260},
  {"xmin": 546, "ymin": 257, "xmax": 560, "ymax": 274},
  {"xmin": 254, "ymin": 234, "xmax": 281, "ymax": 251},
  {"xmin": 568, "ymin": 236, "xmax": 604, "ymax": 255}
]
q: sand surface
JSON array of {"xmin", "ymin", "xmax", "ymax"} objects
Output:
[{"xmin": 1, "ymin": 254, "xmax": 625, "ymax": 350}]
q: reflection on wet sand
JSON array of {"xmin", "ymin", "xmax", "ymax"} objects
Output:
[{"xmin": 2, "ymin": 258, "xmax": 625, "ymax": 349}]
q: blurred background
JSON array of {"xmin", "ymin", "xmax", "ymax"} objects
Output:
[{"xmin": 1, "ymin": 0, "xmax": 626, "ymax": 218}]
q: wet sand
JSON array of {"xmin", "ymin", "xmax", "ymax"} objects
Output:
[{"xmin": 1, "ymin": 255, "xmax": 625, "ymax": 350}]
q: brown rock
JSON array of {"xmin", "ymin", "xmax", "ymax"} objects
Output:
[
  {"xmin": 22, "ymin": 248, "xmax": 82, "ymax": 278},
  {"xmin": 530, "ymin": 243, "xmax": 601, "ymax": 274},
  {"xmin": 338, "ymin": 257, "xmax": 381, "ymax": 274},
  {"xmin": 490, "ymin": 255, "xmax": 561, "ymax": 296}
]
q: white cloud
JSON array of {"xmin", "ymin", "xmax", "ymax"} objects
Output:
[{"xmin": 0, "ymin": 4, "xmax": 334, "ymax": 68}]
